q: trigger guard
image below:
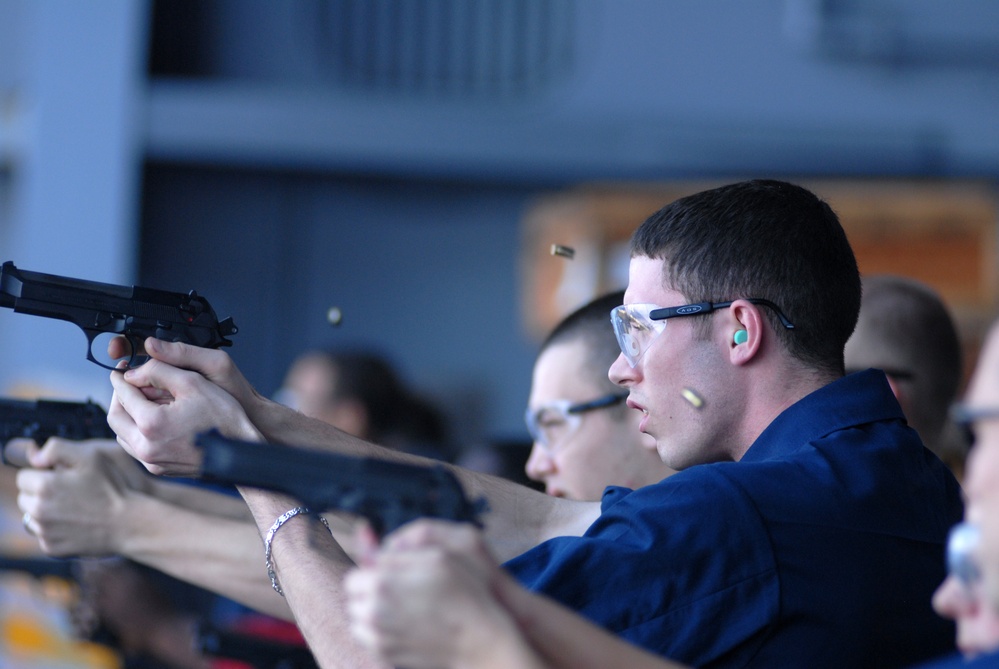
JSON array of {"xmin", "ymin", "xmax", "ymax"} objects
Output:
[
  {"xmin": 85, "ymin": 330, "xmax": 142, "ymax": 371},
  {"xmin": 124, "ymin": 334, "xmax": 150, "ymax": 368},
  {"xmin": 83, "ymin": 331, "xmax": 119, "ymax": 371}
]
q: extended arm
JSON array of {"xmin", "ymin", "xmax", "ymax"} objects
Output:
[
  {"xmin": 345, "ymin": 521, "xmax": 687, "ymax": 669},
  {"xmin": 14, "ymin": 437, "xmax": 292, "ymax": 619},
  {"xmin": 107, "ymin": 339, "xmax": 600, "ymax": 562},
  {"xmin": 239, "ymin": 486, "xmax": 388, "ymax": 669},
  {"xmin": 106, "ymin": 339, "xmax": 600, "ymax": 668},
  {"xmin": 146, "ymin": 476, "xmax": 251, "ymax": 519},
  {"xmin": 501, "ymin": 568, "xmax": 688, "ymax": 669}
]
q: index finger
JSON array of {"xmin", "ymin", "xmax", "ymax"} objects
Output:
[
  {"xmin": 107, "ymin": 369, "xmax": 162, "ymax": 464},
  {"xmin": 2, "ymin": 438, "xmax": 40, "ymax": 469},
  {"xmin": 107, "ymin": 335, "xmax": 143, "ymax": 368}
]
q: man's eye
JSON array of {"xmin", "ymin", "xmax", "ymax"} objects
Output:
[{"xmin": 539, "ymin": 417, "xmax": 566, "ymax": 430}]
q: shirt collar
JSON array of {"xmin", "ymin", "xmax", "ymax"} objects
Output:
[{"xmin": 740, "ymin": 369, "xmax": 904, "ymax": 463}]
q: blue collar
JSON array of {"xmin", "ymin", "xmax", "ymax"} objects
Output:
[{"xmin": 740, "ymin": 369, "xmax": 904, "ymax": 463}]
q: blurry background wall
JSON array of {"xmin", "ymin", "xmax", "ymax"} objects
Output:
[{"xmin": 0, "ymin": 0, "xmax": 997, "ymax": 446}]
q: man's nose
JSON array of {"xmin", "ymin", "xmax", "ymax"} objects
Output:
[
  {"xmin": 609, "ymin": 352, "xmax": 637, "ymax": 386},
  {"xmin": 932, "ymin": 575, "xmax": 973, "ymax": 620},
  {"xmin": 525, "ymin": 442, "xmax": 555, "ymax": 483}
]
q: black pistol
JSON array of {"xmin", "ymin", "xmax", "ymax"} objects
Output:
[
  {"xmin": 195, "ymin": 430, "xmax": 488, "ymax": 538},
  {"xmin": 195, "ymin": 621, "xmax": 319, "ymax": 669},
  {"xmin": 0, "ymin": 261, "xmax": 237, "ymax": 370},
  {"xmin": 0, "ymin": 397, "xmax": 115, "ymax": 467}
]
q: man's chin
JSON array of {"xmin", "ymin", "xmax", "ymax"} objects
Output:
[
  {"xmin": 639, "ymin": 432, "xmax": 658, "ymax": 452},
  {"xmin": 656, "ymin": 443, "xmax": 690, "ymax": 471}
]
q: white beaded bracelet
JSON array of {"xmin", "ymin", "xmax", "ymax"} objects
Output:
[{"xmin": 264, "ymin": 506, "xmax": 332, "ymax": 596}]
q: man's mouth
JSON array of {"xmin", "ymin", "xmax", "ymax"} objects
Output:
[{"xmin": 628, "ymin": 398, "xmax": 650, "ymax": 432}]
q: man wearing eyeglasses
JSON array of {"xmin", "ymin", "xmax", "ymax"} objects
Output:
[
  {"xmin": 959, "ymin": 322, "xmax": 999, "ymax": 666},
  {"xmin": 107, "ymin": 179, "xmax": 962, "ymax": 669},
  {"xmin": 524, "ymin": 290, "xmax": 676, "ymax": 501},
  {"xmin": 910, "ymin": 323, "xmax": 999, "ymax": 668},
  {"xmin": 930, "ymin": 522, "xmax": 999, "ymax": 660}
]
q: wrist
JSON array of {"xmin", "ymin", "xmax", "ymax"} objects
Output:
[
  {"xmin": 241, "ymin": 389, "xmax": 276, "ymax": 435},
  {"xmin": 263, "ymin": 506, "xmax": 332, "ymax": 596},
  {"xmin": 113, "ymin": 488, "xmax": 167, "ymax": 558},
  {"xmin": 453, "ymin": 604, "xmax": 537, "ymax": 669}
]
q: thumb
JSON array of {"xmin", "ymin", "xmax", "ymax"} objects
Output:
[
  {"xmin": 143, "ymin": 337, "xmax": 217, "ymax": 374},
  {"xmin": 28, "ymin": 437, "xmax": 79, "ymax": 469},
  {"xmin": 3, "ymin": 438, "xmax": 40, "ymax": 469},
  {"xmin": 354, "ymin": 523, "xmax": 381, "ymax": 567}
]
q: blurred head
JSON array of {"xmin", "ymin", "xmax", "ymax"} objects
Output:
[
  {"xmin": 278, "ymin": 349, "xmax": 405, "ymax": 441},
  {"xmin": 609, "ymin": 180, "xmax": 860, "ymax": 468},
  {"xmin": 525, "ymin": 291, "xmax": 675, "ymax": 501},
  {"xmin": 960, "ymin": 322, "xmax": 999, "ymax": 624},
  {"xmin": 932, "ymin": 522, "xmax": 999, "ymax": 658},
  {"xmin": 845, "ymin": 275, "xmax": 964, "ymax": 471},
  {"xmin": 277, "ymin": 349, "xmax": 450, "ymax": 459}
]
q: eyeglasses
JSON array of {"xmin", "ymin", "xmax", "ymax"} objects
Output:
[
  {"xmin": 524, "ymin": 392, "xmax": 628, "ymax": 451},
  {"xmin": 949, "ymin": 403, "xmax": 999, "ymax": 448},
  {"xmin": 947, "ymin": 522, "xmax": 982, "ymax": 591},
  {"xmin": 610, "ymin": 298, "xmax": 795, "ymax": 368}
]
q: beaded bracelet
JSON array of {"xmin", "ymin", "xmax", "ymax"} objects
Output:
[{"xmin": 264, "ymin": 506, "xmax": 332, "ymax": 596}]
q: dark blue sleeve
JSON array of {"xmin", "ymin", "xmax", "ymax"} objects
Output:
[
  {"xmin": 908, "ymin": 650, "xmax": 999, "ymax": 668},
  {"xmin": 502, "ymin": 469, "xmax": 780, "ymax": 667}
]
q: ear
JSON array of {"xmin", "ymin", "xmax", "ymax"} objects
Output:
[{"xmin": 726, "ymin": 299, "xmax": 765, "ymax": 366}]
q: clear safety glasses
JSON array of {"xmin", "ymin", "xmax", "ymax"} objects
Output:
[
  {"xmin": 947, "ymin": 521, "xmax": 982, "ymax": 592},
  {"xmin": 949, "ymin": 403, "xmax": 999, "ymax": 449},
  {"xmin": 524, "ymin": 392, "xmax": 628, "ymax": 451},
  {"xmin": 609, "ymin": 298, "xmax": 795, "ymax": 368}
]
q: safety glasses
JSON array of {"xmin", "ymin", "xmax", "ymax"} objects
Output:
[
  {"xmin": 524, "ymin": 392, "xmax": 628, "ymax": 451},
  {"xmin": 610, "ymin": 298, "xmax": 795, "ymax": 368},
  {"xmin": 949, "ymin": 403, "xmax": 999, "ymax": 449},
  {"xmin": 947, "ymin": 521, "xmax": 982, "ymax": 592}
]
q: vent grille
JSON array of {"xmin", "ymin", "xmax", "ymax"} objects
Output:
[{"xmin": 317, "ymin": 0, "xmax": 577, "ymax": 99}]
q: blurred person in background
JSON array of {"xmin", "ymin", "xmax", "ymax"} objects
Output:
[
  {"xmin": 524, "ymin": 290, "xmax": 675, "ymax": 500},
  {"xmin": 845, "ymin": 274, "xmax": 967, "ymax": 480},
  {"xmin": 276, "ymin": 348, "xmax": 454, "ymax": 462}
]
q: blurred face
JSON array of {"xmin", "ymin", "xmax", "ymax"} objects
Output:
[
  {"xmin": 608, "ymin": 256, "xmax": 736, "ymax": 469},
  {"xmin": 280, "ymin": 354, "xmax": 337, "ymax": 419},
  {"xmin": 932, "ymin": 522, "xmax": 999, "ymax": 657},
  {"xmin": 844, "ymin": 313, "xmax": 922, "ymax": 437},
  {"xmin": 963, "ymin": 325, "xmax": 999, "ymax": 618},
  {"xmin": 277, "ymin": 355, "xmax": 367, "ymax": 437},
  {"xmin": 525, "ymin": 339, "xmax": 671, "ymax": 501}
]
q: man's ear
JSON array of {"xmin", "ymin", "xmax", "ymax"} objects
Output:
[{"xmin": 727, "ymin": 299, "xmax": 764, "ymax": 366}]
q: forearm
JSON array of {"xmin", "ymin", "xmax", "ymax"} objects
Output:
[
  {"xmin": 446, "ymin": 586, "xmax": 551, "ymax": 669},
  {"xmin": 503, "ymin": 578, "xmax": 686, "ymax": 669},
  {"xmin": 244, "ymin": 396, "xmax": 600, "ymax": 561},
  {"xmin": 116, "ymin": 491, "xmax": 293, "ymax": 620},
  {"xmin": 459, "ymin": 470, "xmax": 599, "ymax": 561},
  {"xmin": 148, "ymin": 479, "xmax": 252, "ymax": 520},
  {"xmin": 241, "ymin": 486, "xmax": 387, "ymax": 669}
]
